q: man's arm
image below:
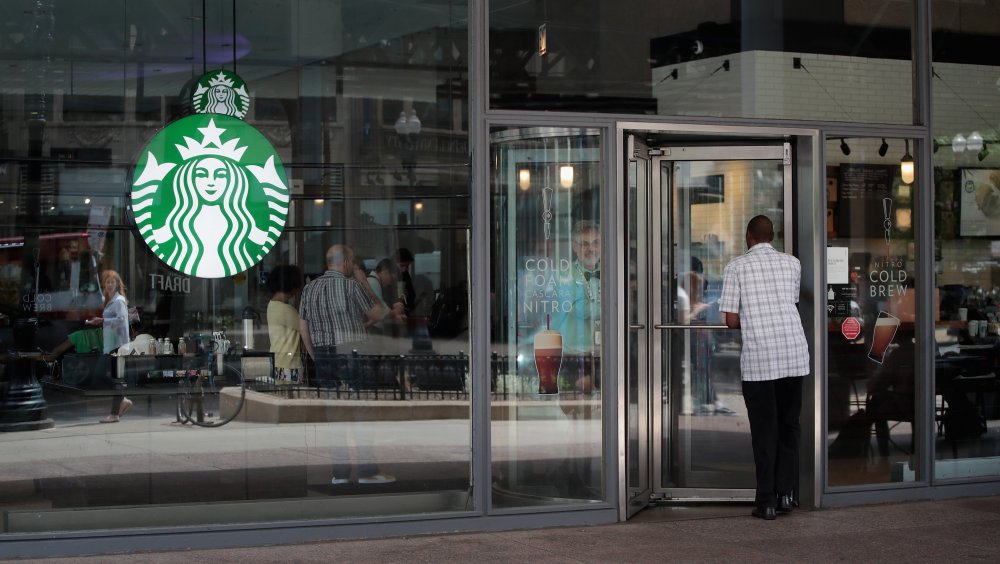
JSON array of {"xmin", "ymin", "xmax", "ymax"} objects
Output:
[
  {"xmin": 718, "ymin": 263, "xmax": 740, "ymax": 329},
  {"xmin": 298, "ymin": 319, "xmax": 315, "ymax": 359},
  {"xmin": 364, "ymin": 302, "xmax": 387, "ymax": 323},
  {"xmin": 353, "ymin": 269, "xmax": 388, "ymax": 322},
  {"xmin": 725, "ymin": 312, "xmax": 741, "ymax": 329}
]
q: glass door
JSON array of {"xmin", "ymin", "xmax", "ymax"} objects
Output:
[{"xmin": 639, "ymin": 144, "xmax": 793, "ymax": 501}]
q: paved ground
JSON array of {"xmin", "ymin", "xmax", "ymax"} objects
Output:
[{"xmin": 13, "ymin": 496, "xmax": 1000, "ymax": 563}]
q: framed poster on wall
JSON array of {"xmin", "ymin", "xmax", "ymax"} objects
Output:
[{"xmin": 959, "ymin": 169, "xmax": 1000, "ymax": 236}]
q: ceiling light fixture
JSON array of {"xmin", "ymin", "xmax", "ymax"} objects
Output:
[
  {"xmin": 952, "ymin": 133, "xmax": 967, "ymax": 153},
  {"xmin": 840, "ymin": 138, "xmax": 851, "ymax": 156},
  {"xmin": 559, "ymin": 165, "xmax": 574, "ymax": 189},
  {"xmin": 900, "ymin": 140, "xmax": 915, "ymax": 185},
  {"xmin": 878, "ymin": 138, "xmax": 889, "ymax": 157},
  {"xmin": 967, "ymin": 131, "xmax": 984, "ymax": 152},
  {"xmin": 518, "ymin": 169, "xmax": 531, "ymax": 191}
]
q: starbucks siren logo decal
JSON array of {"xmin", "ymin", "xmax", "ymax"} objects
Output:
[
  {"xmin": 192, "ymin": 69, "xmax": 250, "ymax": 119},
  {"xmin": 131, "ymin": 114, "xmax": 289, "ymax": 278}
]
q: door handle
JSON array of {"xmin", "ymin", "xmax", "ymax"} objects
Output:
[
  {"xmin": 654, "ymin": 324, "xmax": 730, "ymax": 330},
  {"xmin": 628, "ymin": 324, "xmax": 645, "ymax": 330}
]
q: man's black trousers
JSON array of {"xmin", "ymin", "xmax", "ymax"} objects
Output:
[{"xmin": 741, "ymin": 376, "xmax": 803, "ymax": 507}]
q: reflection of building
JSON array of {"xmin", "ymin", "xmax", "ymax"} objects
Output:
[{"xmin": 3, "ymin": 0, "xmax": 1000, "ymax": 557}]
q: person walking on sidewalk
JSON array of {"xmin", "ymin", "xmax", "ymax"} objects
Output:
[
  {"xmin": 92, "ymin": 270, "xmax": 133, "ymax": 423},
  {"xmin": 719, "ymin": 215, "xmax": 809, "ymax": 520}
]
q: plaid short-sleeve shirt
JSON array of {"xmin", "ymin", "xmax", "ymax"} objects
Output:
[
  {"xmin": 719, "ymin": 243, "xmax": 810, "ymax": 381},
  {"xmin": 298, "ymin": 270, "xmax": 374, "ymax": 348}
]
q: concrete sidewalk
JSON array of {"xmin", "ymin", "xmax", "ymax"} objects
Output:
[{"xmin": 15, "ymin": 496, "xmax": 1000, "ymax": 563}]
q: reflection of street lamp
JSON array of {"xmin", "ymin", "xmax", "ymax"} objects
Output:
[
  {"xmin": 394, "ymin": 109, "xmax": 422, "ymax": 185},
  {"xmin": 413, "ymin": 200, "xmax": 424, "ymax": 225},
  {"xmin": 559, "ymin": 165, "xmax": 574, "ymax": 189},
  {"xmin": 518, "ymin": 168, "xmax": 531, "ymax": 190}
]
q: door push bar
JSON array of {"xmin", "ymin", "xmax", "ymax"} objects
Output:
[{"xmin": 653, "ymin": 324, "xmax": 730, "ymax": 330}]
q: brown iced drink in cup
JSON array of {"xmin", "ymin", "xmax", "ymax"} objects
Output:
[
  {"xmin": 867, "ymin": 311, "xmax": 900, "ymax": 364},
  {"xmin": 534, "ymin": 330, "xmax": 563, "ymax": 395}
]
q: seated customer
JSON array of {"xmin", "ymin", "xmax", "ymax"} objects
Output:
[{"xmin": 44, "ymin": 327, "xmax": 103, "ymax": 362}]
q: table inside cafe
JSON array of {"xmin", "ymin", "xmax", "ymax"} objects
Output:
[{"xmin": 934, "ymin": 318, "xmax": 1000, "ymax": 440}]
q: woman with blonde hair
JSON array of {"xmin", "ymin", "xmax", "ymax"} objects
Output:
[{"xmin": 87, "ymin": 270, "xmax": 133, "ymax": 423}]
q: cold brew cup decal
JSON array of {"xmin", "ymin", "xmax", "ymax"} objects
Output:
[
  {"xmin": 534, "ymin": 330, "xmax": 563, "ymax": 394},
  {"xmin": 867, "ymin": 311, "xmax": 900, "ymax": 364}
]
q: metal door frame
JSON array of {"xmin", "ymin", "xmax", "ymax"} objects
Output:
[
  {"xmin": 645, "ymin": 144, "xmax": 793, "ymax": 500},
  {"xmin": 624, "ymin": 134, "xmax": 653, "ymax": 518}
]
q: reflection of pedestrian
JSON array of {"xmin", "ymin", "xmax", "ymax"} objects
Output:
[
  {"xmin": 299, "ymin": 245, "xmax": 387, "ymax": 360},
  {"xmin": 720, "ymin": 216, "xmax": 809, "ymax": 520},
  {"xmin": 67, "ymin": 239, "xmax": 100, "ymax": 294},
  {"xmin": 393, "ymin": 248, "xmax": 417, "ymax": 314},
  {"xmin": 551, "ymin": 220, "xmax": 601, "ymax": 393},
  {"xmin": 684, "ymin": 260, "xmax": 734, "ymax": 416},
  {"xmin": 56, "ymin": 247, "xmax": 72, "ymax": 291},
  {"xmin": 298, "ymin": 245, "xmax": 395, "ymax": 485},
  {"xmin": 267, "ymin": 265, "xmax": 303, "ymax": 386},
  {"xmin": 366, "ymin": 259, "xmax": 407, "ymax": 335},
  {"xmin": 91, "ymin": 270, "xmax": 133, "ymax": 423}
]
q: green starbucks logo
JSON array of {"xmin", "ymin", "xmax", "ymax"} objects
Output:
[
  {"xmin": 131, "ymin": 114, "xmax": 289, "ymax": 278},
  {"xmin": 192, "ymin": 69, "xmax": 250, "ymax": 119}
]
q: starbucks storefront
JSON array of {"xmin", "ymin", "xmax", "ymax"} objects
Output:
[{"xmin": 4, "ymin": 0, "xmax": 1000, "ymax": 558}]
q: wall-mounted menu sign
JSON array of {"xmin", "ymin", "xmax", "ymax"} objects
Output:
[{"xmin": 836, "ymin": 164, "xmax": 894, "ymax": 238}]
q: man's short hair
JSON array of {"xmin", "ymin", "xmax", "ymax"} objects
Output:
[
  {"xmin": 572, "ymin": 219, "xmax": 600, "ymax": 239},
  {"xmin": 326, "ymin": 245, "xmax": 348, "ymax": 268},
  {"xmin": 747, "ymin": 215, "xmax": 774, "ymax": 241}
]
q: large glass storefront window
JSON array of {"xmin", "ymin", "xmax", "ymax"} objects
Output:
[
  {"xmin": 931, "ymin": 0, "xmax": 1000, "ymax": 480},
  {"xmin": 0, "ymin": 0, "xmax": 470, "ymax": 532},
  {"xmin": 488, "ymin": 1, "xmax": 914, "ymax": 123},
  {"xmin": 489, "ymin": 128, "xmax": 604, "ymax": 508},
  {"xmin": 825, "ymin": 137, "xmax": 920, "ymax": 486}
]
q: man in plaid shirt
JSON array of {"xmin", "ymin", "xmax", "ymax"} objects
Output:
[
  {"xmin": 720, "ymin": 215, "xmax": 810, "ymax": 520},
  {"xmin": 298, "ymin": 244, "xmax": 397, "ymax": 384},
  {"xmin": 298, "ymin": 244, "xmax": 401, "ymax": 485}
]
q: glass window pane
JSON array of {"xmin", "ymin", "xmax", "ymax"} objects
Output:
[
  {"xmin": 931, "ymin": 0, "xmax": 1000, "ymax": 480},
  {"xmin": 0, "ymin": 0, "xmax": 470, "ymax": 532},
  {"xmin": 825, "ymin": 137, "xmax": 919, "ymax": 486},
  {"xmin": 490, "ymin": 127, "xmax": 604, "ymax": 508},
  {"xmin": 489, "ymin": 1, "xmax": 914, "ymax": 123}
]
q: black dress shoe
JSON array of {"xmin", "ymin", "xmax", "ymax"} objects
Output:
[
  {"xmin": 751, "ymin": 506, "xmax": 777, "ymax": 520},
  {"xmin": 777, "ymin": 494, "xmax": 794, "ymax": 513}
]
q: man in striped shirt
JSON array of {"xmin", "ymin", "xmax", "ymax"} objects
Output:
[
  {"xmin": 298, "ymin": 244, "xmax": 399, "ymax": 485},
  {"xmin": 298, "ymin": 244, "xmax": 391, "ymax": 385},
  {"xmin": 720, "ymin": 215, "xmax": 810, "ymax": 520}
]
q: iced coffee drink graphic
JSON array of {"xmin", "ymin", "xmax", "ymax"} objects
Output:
[
  {"xmin": 534, "ymin": 330, "xmax": 563, "ymax": 394},
  {"xmin": 867, "ymin": 311, "xmax": 900, "ymax": 364}
]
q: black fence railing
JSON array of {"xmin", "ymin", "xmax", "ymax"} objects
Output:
[
  {"xmin": 298, "ymin": 351, "xmax": 599, "ymax": 401},
  {"xmin": 50, "ymin": 350, "xmax": 600, "ymax": 402}
]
